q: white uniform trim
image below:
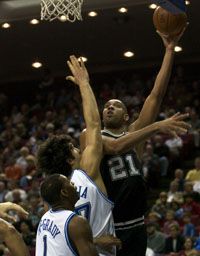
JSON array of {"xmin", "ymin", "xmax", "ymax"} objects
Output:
[{"xmin": 64, "ymin": 213, "xmax": 78, "ymax": 256}]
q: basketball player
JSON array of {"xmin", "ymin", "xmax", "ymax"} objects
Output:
[
  {"xmin": 36, "ymin": 174, "xmax": 99, "ymax": 256},
  {"xmin": 37, "ymin": 55, "xmax": 121, "ymax": 255},
  {"xmin": 0, "ymin": 202, "xmax": 29, "ymax": 256},
  {"xmin": 80, "ymin": 29, "xmax": 187, "ymax": 256}
]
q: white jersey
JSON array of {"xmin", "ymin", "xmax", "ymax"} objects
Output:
[
  {"xmin": 71, "ymin": 169, "xmax": 115, "ymax": 256},
  {"xmin": 36, "ymin": 209, "xmax": 77, "ymax": 256}
]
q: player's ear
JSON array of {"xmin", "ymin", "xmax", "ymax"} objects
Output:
[
  {"xmin": 124, "ymin": 114, "xmax": 129, "ymax": 122},
  {"xmin": 67, "ymin": 158, "xmax": 74, "ymax": 165},
  {"xmin": 61, "ymin": 188, "xmax": 68, "ymax": 198}
]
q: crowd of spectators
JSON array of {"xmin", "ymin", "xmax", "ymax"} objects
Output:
[{"xmin": 0, "ymin": 64, "xmax": 200, "ymax": 255}]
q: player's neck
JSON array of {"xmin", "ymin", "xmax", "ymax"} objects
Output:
[
  {"xmin": 51, "ymin": 203, "xmax": 74, "ymax": 212},
  {"xmin": 104, "ymin": 126, "xmax": 127, "ymax": 135}
]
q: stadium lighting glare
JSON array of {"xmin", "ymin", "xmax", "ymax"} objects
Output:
[
  {"xmin": 30, "ymin": 19, "xmax": 39, "ymax": 25},
  {"xmin": 32, "ymin": 62, "xmax": 42, "ymax": 68},
  {"xmin": 124, "ymin": 51, "xmax": 134, "ymax": 58},
  {"xmin": 149, "ymin": 4, "xmax": 157, "ymax": 9},
  {"xmin": 59, "ymin": 15, "xmax": 68, "ymax": 22},
  {"xmin": 88, "ymin": 11, "xmax": 98, "ymax": 17},
  {"xmin": 118, "ymin": 7, "xmax": 128, "ymax": 13},
  {"xmin": 174, "ymin": 46, "xmax": 183, "ymax": 52},
  {"xmin": 2, "ymin": 23, "xmax": 11, "ymax": 29},
  {"xmin": 78, "ymin": 57, "xmax": 88, "ymax": 62}
]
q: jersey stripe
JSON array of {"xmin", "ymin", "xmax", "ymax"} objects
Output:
[{"xmin": 64, "ymin": 213, "xmax": 78, "ymax": 256}]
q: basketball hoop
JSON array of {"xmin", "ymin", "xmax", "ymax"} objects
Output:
[{"xmin": 41, "ymin": 0, "xmax": 84, "ymax": 22}]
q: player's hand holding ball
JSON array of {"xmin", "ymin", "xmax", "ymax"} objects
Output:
[{"xmin": 153, "ymin": 6, "xmax": 188, "ymax": 50}]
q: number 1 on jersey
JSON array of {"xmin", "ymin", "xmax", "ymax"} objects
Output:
[{"xmin": 43, "ymin": 235, "xmax": 47, "ymax": 256}]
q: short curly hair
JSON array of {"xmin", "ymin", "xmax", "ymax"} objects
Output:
[{"xmin": 37, "ymin": 135, "xmax": 74, "ymax": 177}]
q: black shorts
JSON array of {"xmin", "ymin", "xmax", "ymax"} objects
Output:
[{"xmin": 116, "ymin": 224, "xmax": 147, "ymax": 256}]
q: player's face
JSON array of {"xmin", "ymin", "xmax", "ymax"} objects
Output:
[
  {"xmin": 60, "ymin": 175, "xmax": 79, "ymax": 205},
  {"xmin": 102, "ymin": 99, "xmax": 128, "ymax": 128},
  {"xmin": 69, "ymin": 143, "xmax": 81, "ymax": 169}
]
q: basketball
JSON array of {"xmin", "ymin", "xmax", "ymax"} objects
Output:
[{"xmin": 153, "ymin": 6, "xmax": 187, "ymax": 36}]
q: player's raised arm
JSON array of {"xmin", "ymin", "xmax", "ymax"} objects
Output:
[
  {"xmin": 69, "ymin": 215, "xmax": 99, "ymax": 256},
  {"xmin": 67, "ymin": 56, "xmax": 103, "ymax": 186},
  {"xmin": 0, "ymin": 218, "xmax": 30, "ymax": 256},
  {"xmin": 129, "ymin": 28, "xmax": 186, "ymax": 133},
  {"xmin": 80, "ymin": 113, "xmax": 190, "ymax": 156},
  {"xmin": 102, "ymin": 113, "xmax": 190, "ymax": 154}
]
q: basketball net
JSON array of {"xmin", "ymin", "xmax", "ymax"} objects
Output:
[{"xmin": 41, "ymin": 0, "xmax": 84, "ymax": 22}]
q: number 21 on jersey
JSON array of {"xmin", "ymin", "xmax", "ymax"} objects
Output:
[{"xmin": 108, "ymin": 154, "xmax": 139, "ymax": 181}]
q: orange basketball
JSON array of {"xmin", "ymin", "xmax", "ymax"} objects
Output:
[{"xmin": 153, "ymin": 6, "xmax": 187, "ymax": 36}]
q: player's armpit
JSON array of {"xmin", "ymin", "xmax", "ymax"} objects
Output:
[
  {"xmin": 68, "ymin": 215, "xmax": 99, "ymax": 256},
  {"xmin": 79, "ymin": 129, "xmax": 86, "ymax": 153}
]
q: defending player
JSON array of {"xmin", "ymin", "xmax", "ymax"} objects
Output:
[
  {"xmin": 37, "ymin": 55, "xmax": 121, "ymax": 255},
  {"xmin": 36, "ymin": 174, "xmax": 99, "ymax": 256}
]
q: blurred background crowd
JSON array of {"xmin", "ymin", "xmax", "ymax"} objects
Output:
[{"xmin": 0, "ymin": 64, "xmax": 200, "ymax": 255}]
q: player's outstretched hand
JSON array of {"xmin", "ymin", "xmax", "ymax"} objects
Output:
[
  {"xmin": 0, "ymin": 202, "xmax": 28, "ymax": 222},
  {"xmin": 66, "ymin": 55, "xmax": 89, "ymax": 86},
  {"xmin": 157, "ymin": 112, "xmax": 191, "ymax": 137},
  {"xmin": 157, "ymin": 23, "xmax": 188, "ymax": 50},
  {"xmin": 94, "ymin": 235, "xmax": 122, "ymax": 253}
]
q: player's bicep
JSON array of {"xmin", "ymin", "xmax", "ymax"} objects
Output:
[
  {"xmin": 69, "ymin": 216, "xmax": 98, "ymax": 256},
  {"xmin": 80, "ymin": 145, "xmax": 102, "ymax": 179}
]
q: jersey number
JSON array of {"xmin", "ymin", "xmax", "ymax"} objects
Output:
[
  {"xmin": 108, "ymin": 154, "xmax": 139, "ymax": 181},
  {"xmin": 43, "ymin": 235, "xmax": 47, "ymax": 256},
  {"xmin": 75, "ymin": 202, "xmax": 91, "ymax": 220}
]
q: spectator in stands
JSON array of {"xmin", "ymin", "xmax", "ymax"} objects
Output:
[
  {"xmin": 16, "ymin": 147, "xmax": 29, "ymax": 173},
  {"xmin": 163, "ymin": 210, "xmax": 179, "ymax": 236},
  {"xmin": 147, "ymin": 222, "xmax": 166, "ymax": 254},
  {"xmin": 178, "ymin": 237, "xmax": 197, "ymax": 256},
  {"xmin": 184, "ymin": 182, "xmax": 194, "ymax": 195},
  {"xmin": 147, "ymin": 211, "xmax": 161, "ymax": 225},
  {"xmin": 20, "ymin": 155, "xmax": 36, "ymax": 190},
  {"xmin": 4, "ymin": 158, "xmax": 22, "ymax": 181},
  {"xmin": 16, "ymin": 220, "xmax": 35, "ymax": 248},
  {"xmin": 27, "ymin": 194, "xmax": 41, "ymax": 231},
  {"xmin": 185, "ymin": 157, "xmax": 200, "ymax": 183},
  {"xmin": 153, "ymin": 134, "xmax": 170, "ymax": 177},
  {"xmin": 188, "ymin": 109, "xmax": 200, "ymax": 148},
  {"xmin": 165, "ymin": 134, "xmax": 183, "ymax": 155},
  {"xmin": 142, "ymin": 143, "xmax": 160, "ymax": 188},
  {"xmin": 152, "ymin": 191, "xmax": 169, "ymax": 219},
  {"xmin": 165, "ymin": 223, "xmax": 184, "ymax": 254},
  {"xmin": 182, "ymin": 193, "xmax": 200, "ymax": 216},
  {"xmin": 4, "ymin": 181, "xmax": 27, "ymax": 203},
  {"xmin": 0, "ymin": 181, "xmax": 7, "ymax": 203},
  {"xmin": 167, "ymin": 181, "xmax": 184, "ymax": 204},
  {"xmin": 173, "ymin": 169, "xmax": 185, "ymax": 192},
  {"xmin": 182, "ymin": 213, "xmax": 196, "ymax": 238}
]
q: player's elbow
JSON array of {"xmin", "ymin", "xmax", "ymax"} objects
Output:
[
  {"xmin": 151, "ymin": 82, "xmax": 166, "ymax": 98},
  {"xmin": 104, "ymin": 142, "xmax": 123, "ymax": 155}
]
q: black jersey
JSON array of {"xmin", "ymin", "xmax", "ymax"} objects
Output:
[{"xmin": 100, "ymin": 130, "xmax": 147, "ymax": 228}]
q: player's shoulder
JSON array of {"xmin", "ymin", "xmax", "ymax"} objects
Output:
[{"xmin": 68, "ymin": 214, "xmax": 90, "ymax": 235}]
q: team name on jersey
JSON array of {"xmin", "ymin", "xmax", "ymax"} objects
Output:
[
  {"xmin": 77, "ymin": 186, "xmax": 88, "ymax": 199},
  {"xmin": 38, "ymin": 218, "xmax": 61, "ymax": 238}
]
